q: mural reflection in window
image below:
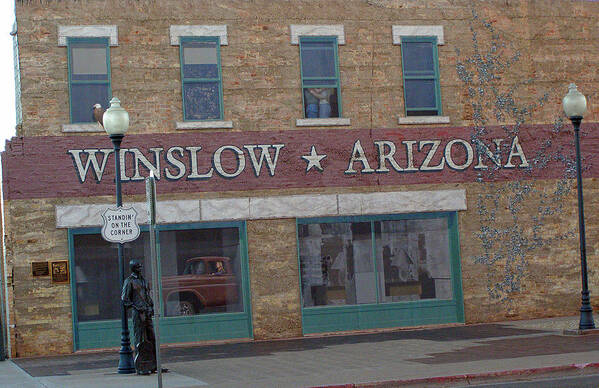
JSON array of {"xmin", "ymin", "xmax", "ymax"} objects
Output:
[
  {"xmin": 298, "ymin": 217, "xmax": 452, "ymax": 308},
  {"xmin": 159, "ymin": 228, "xmax": 242, "ymax": 317},
  {"xmin": 375, "ymin": 218, "xmax": 452, "ymax": 302},
  {"xmin": 299, "ymin": 222, "xmax": 374, "ymax": 307},
  {"xmin": 73, "ymin": 233, "xmax": 151, "ymax": 322},
  {"xmin": 183, "ymin": 82, "xmax": 220, "ymax": 120}
]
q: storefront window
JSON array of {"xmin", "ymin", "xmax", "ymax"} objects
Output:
[
  {"xmin": 72, "ymin": 225, "xmax": 243, "ymax": 323},
  {"xmin": 299, "ymin": 222, "xmax": 374, "ymax": 306},
  {"xmin": 159, "ymin": 227, "xmax": 243, "ymax": 316},
  {"xmin": 73, "ymin": 232, "xmax": 151, "ymax": 322},
  {"xmin": 375, "ymin": 218, "xmax": 452, "ymax": 303},
  {"xmin": 298, "ymin": 215, "xmax": 453, "ymax": 308}
]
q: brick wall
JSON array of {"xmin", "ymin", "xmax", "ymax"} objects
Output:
[
  {"xmin": 7, "ymin": 0, "xmax": 599, "ymax": 356},
  {"xmin": 14, "ymin": 0, "xmax": 599, "ymax": 137}
]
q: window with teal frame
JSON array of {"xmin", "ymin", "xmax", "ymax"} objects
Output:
[
  {"xmin": 400, "ymin": 36, "xmax": 442, "ymax": 116},
  {"xmin": 299, "ymin": 36, "xmax": 341, "ymax": 119},
  {"xmin": 179, "ymin": 36, "xmax": 224, "ymax": 121},
  {"xmin": 67, "ymin": 37, "xmax": 111, "ymax": 123},
  {"xmin": 297, "ymin": 212, "xmax": 464, "ymax": 334},
  {"xmin": 68, "ymin": 220, "xmax": 253, "ymax": 350}
]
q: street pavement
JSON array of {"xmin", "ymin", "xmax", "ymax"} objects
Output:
[{"xmin": 1, "ymin": 316, "xmax": 598, "ymax": 388}]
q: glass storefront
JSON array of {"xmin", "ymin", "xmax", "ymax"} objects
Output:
[
  {"xmin": 159, "ymin": 228, "xmax": 243, "ymax": 316},
  {"xmin": 69, "ymin": 221, "xmax": 251, "ymax": 350},
  {"xmin": 73, "ymin": 232, "xmax": 151, "ymax": 322},
  {"xmin": 298, "ymin": 213, "xmax": 463, "ymax": 333}
]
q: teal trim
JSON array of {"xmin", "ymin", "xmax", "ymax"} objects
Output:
[
  {"xmin": 371, "ymin": 225, "xmax": 380, "ymax": 303},
  {"xmin": 66, "ymin": 37, "xmax": 112, "ymax": 124},
  {"xmin": 302, "ymin": 300, "xmax": 460, "ymax": 334},
  {"xmin": 299, "ymin": 211, "xmax": 449, "ymax": 225},
  {"xmin": 400, "ymin": 36, "xmax": 442, "ymax": 116},
  {"xmin": 67, "ymin": 229, "xmax": 79, "ymax": 351},
  {"xmin": 298, "ymin": 212, "xmax": 464, "ymax": 334},
  {"xmin": 299, "ymin": 36, "xmax": 342, "ymax": 117},
  {"xmin": 295, "ymin": 219, "xmax": 308, "ymax": 334},
  {"xmin": 69, "ymin": 221, "xmax": 252, "ymax": 350},
  {"xmin": 239, "ymin": 222, "xmax": 254, "ymax": 338},
  {"xmin": 155, "ymin": 227, "xmax": 165, "ymax": 316},
  {"xmin": 179, "ymin": 36, "xmax": 224, "ymax": 121},
  {"xmin": 77, "ymin": 313, "xmax": 250, "ymax": 350},
  {"xmin": 448, "ymin": 212, "xmax": 465, "ymax": 322}
]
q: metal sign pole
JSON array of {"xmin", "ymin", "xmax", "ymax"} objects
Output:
[{"xmin": 145, "ymin": 172, "xmax": 162, "ymax": 388}]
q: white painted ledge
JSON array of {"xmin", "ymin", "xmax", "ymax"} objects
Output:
[
  {"xmin": 296, "ymin": 118, "xmax": 351, "ymax": 127},
  {"xmin": 56, "ymin": 200, "xmax": 200, "ymax": 228},
  {"xmin": 58, "ymin": 25, "xmax": 118, "ymax": 46},
  {"xmin": 290, "ymin": 25, "xmax": 345, "ymax": 45},
  {"xmin": 337, "ymin": 190, "xmax": 466, "ymax": 216},
  {"xmin": 398, "ymin": 116, "xmax": 450, "ymax": 125},
  {"xmin": 175, "ymin": 121, "xmax": 233, "ymax": 130},
  {"xmin": 62, "ymin": 123, "xmax": 105, "ymax": 133},
  {"xmin": 56, "ymin": 189, "xmax": 466, "ymax": 227},
  {"xmin": 170, "ymin": 25, "xmax": 228, "ymax": 45},
  {"xmin": 392, "ymin": 25, "xmax": 444, "ymax": 45}
]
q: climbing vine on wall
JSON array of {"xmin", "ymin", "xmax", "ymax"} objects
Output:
[{"xmin": 456, "ymin": 8, "xmax": 589, "ymax": 306}]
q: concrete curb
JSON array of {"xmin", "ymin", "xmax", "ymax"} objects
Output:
[{"xmin": 312, "ymin": 362, "xmax": 599, "ymax": 388}]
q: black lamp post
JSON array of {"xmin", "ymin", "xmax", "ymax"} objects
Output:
[
  {"xmin": 103, "ymin": 97, "xmax": 136, "ymax": 372},
  {"xmin": 562, "ymin": 83, "xmax": 595, "ymax": 330}
]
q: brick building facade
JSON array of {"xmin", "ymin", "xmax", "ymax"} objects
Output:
[{"xmin": 2, "ymin": 0, "xmax": 599, "ymax": 357}]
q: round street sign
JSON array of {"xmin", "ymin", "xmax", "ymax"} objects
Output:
[{"xmin": 101, "ymin": 206, "xmax": 141, "ymax": 243}]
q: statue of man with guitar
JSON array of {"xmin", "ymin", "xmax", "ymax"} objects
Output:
[{"xmin": 121, "ymin": 259, "xmax": 157, "ymax": 375}]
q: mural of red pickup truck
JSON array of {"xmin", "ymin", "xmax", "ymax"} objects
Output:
[{"xmin": 161, "ymin": 256, "xmax": 240, "ymax": 316}]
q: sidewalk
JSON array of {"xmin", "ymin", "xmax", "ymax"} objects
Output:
[{"xmin": 2, "ymin": 316, "xmax": 598, "ymax": 388}]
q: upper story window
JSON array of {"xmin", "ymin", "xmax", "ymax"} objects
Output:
[
  {"xmin": 401, "ymin": 37, "xmax": 441, "ymax": 116},
  {"xmin": 170, "ymin": 25, "xmax": 232, "ymax": 130},
  {"xmin": 180, "ymin": 36, "xmax": 223, "ymax": 121},
  {"xmin": 68, "ymin": 38, "xmax": 111, "ymax": 123},
  {"xmin": 393, "ymin": 26, "xmax": 449, "ymax": 125},
  {"xmin": 290, "ymin": 25, "xmax": 350, "ymax": 127},
  {"xmin": 58, "ymin": 25, "xmax": 117, "ymax": 132},
  {"xmin": 300, "ymin": 36, "xmax": 340, "ymax": 119}
]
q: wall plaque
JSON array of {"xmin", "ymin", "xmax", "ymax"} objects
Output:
[
  {"xmin": 51, "ymin": 260, "xmax": 69, "ymax": 284},
  {"xmin": 31, "ymin": 261, "xmax": 49, "ymax": 277}
]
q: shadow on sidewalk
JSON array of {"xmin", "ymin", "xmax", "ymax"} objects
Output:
[{"xmin": 14, "ymin": 323, "xmax": 547, "ymax": 377}]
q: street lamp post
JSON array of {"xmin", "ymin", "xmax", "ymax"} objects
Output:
[
  {"xmin": 103, "ymin": 97, "xmax": 136, "ymax": 373},
  {"xmin": 562, "ymin": 83, "xmax": 596, "ymax": 330}
]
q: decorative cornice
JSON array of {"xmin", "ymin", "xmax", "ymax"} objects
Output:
[
  {"xmin": 170, "ymin": 25, "xmax": 228, "ymax": 45},
  {"xmin": 392, "ymin": 25, "xmax": 444, "ymax": 45},
  {"xmin": 58, "ymin": 25, "xmax": 118, "ymax": 46},
  {"xmin": 290, "ymin": 25, "xmax": 345, "ymax": 45}
]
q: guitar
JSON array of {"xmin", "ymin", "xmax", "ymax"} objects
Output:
[{"xmin": 134, "ymin": 311, "xmax": 156, "ymax": 374}]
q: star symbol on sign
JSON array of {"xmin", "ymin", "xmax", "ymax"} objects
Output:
[{"xmin": 302, "ymin": 146, "xmax": 327, "ymax": 172}]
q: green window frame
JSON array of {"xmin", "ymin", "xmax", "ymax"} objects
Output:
[
  {"xmin": 400, "ymin": 36, "xmax": 442, "ymax": 116},
  {"xmin": 299, "ymin": 36, "xmax": 342, "ymax": 118},
  {"xmin": 67, "ymin": 37, "xmax": 112, "ymax": 123},
  {"xmin": 68, "ymin": 221, "xmax": 253, "ymax": 350},
  {"xmin": 297, "ymin": 212, "xmax": 464, "ymax": 334},
  {"xmin": 179, "ymin": 36, "xmax": 224, "ymax": 121}
]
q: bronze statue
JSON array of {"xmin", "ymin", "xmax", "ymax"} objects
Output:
[{"xmin": 121, "ymin": 259, "xmax": 156, "ymax": 375}]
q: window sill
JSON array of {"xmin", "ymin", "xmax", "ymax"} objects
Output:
[
  {"xmin": 176, "ymin": 121, "xmax": 233, "ymax": 130},
  {"xmin": 398, "ymin": 116, "xmax": 450, "ymax": 125},
  {"xmin": 62, "ymin": 123, "xmax": 105, "ymax": 133},
  {"xmin": 296, "ymin": 118, "xmax": 351, "ymax": 127}
]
